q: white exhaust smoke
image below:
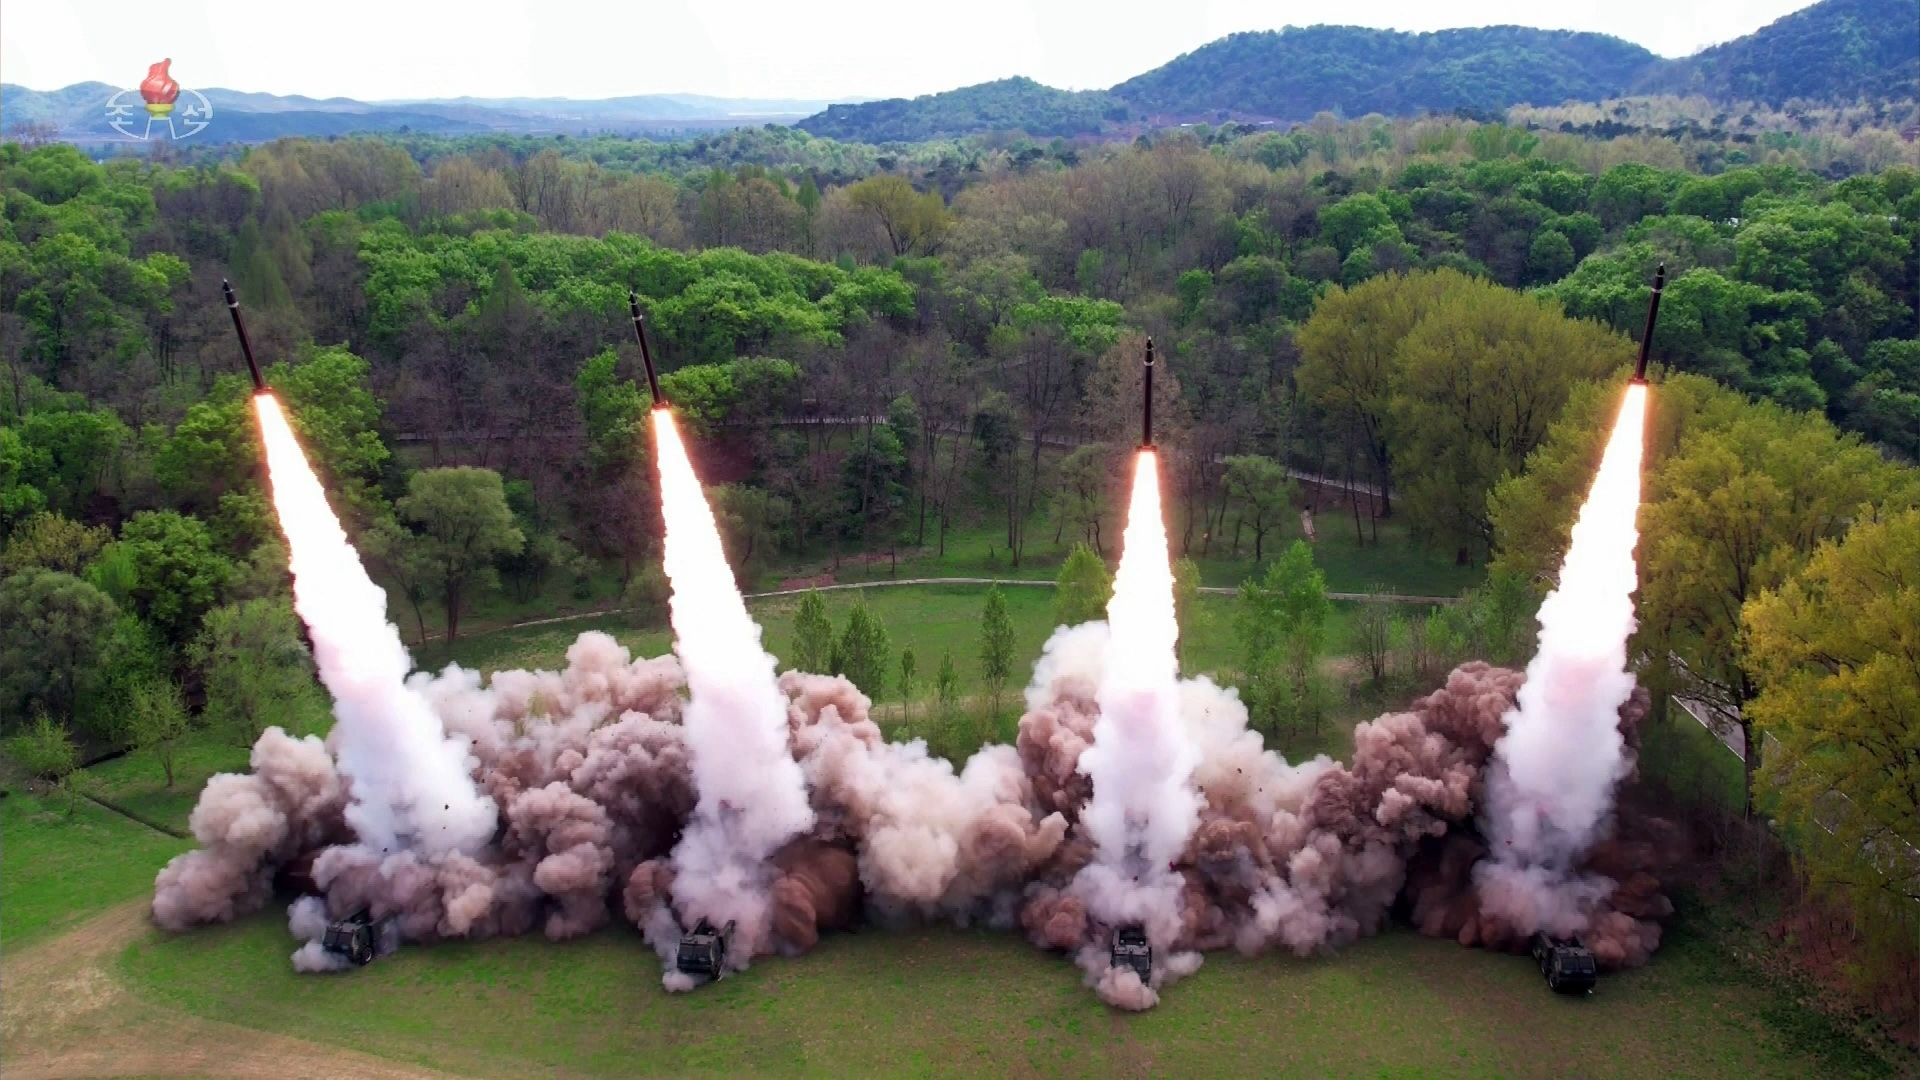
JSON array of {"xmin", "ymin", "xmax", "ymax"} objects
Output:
[
  {"xmin": 1476, "ymin": 383, "xmax": 1649, "ymax": 933},
  {"xmin": 646, "ymin": 409, "xmax": 814, "ymax": 981}
]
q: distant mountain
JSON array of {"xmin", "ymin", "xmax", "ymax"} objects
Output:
[
  {"xmin": 0, "ymin": 83, "xmax": 831, "ymax": 145},
  {"xmin": 1112, "ymin": 26, "xmax": 1660, "ymax": 123},
  {"xmin": 797, "ymin": 77, "xmax": 1124, "ymax": 142},
  {"xmin": 1638, "ymin": 0, "xmax": 1920, "ymax": 105},
  {"xmin": 793, "ymin": 0, "xmax": 1918, "ymax": 143}
]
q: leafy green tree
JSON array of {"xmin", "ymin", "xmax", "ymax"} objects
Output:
[
  {"xmin": 1222, "ymin": 455, "xmax": 1295, "ymax": 561},
  {"xmin": 845, "ymin": 174, "xmax": 953, "ymax": 257},
  {"xmin": 1318, "ymin": 193, "xmax": 1394, "ymax": 256},
  {"xmin": 833, "ymin": 598, "xmax": 892, "ymax": 697},
  {"xmin": 935, "ymin": 648, "xmax": 960, "ymax": 719},
  {"xmin": 124, "ymin": 675, "xmax": 196, "ymax": 788},
  {"xmin": 1, "ymin": 511, "xmax": 110, "ymax": 576},
  {"xmin": 191, "ymin": 597, "xmax": 322, "ymax": 747},
  {"xmin": 710, "ymin": 484, "xmax": 789, "ymax": 583},
  {"xmin": 1053, "ymin": 543, "xmax": 1112, "ymax": 627},
  {"xmin": 979, "ymin": 585, "xmax": 1016, "ymax": 719},
  {"xmin": 0, "ymin": 569, "xmax": 118, "ymax": 732},
  {"xmin": 1746, "ymin": 506, "xmax": 1920, "ymax": 900},
  {"xmin": 899, "ymin": 647, "xmax": 919, "ymax": 725},
  {"xmin": 1641, "ymin": 407, "xmax": 1918, "ymax": 816},
  {"xmin": 1297, "ymin": 269, "xmax": 1479, "ymax": 514},
  {"xmin": 6, "ymin": 714, "xmax": 79, "ymax": 814},
  {"xmin": 395, "ymin": 467, "xmax": 525, "ymax": 643},
  {"xmin": 790, "ymin": 589, "xmax": 835, "ymax": 674},
  {"xmin": 1236, "ymin": 542, "xmax": 1332, "ymax": 731},
  {"xmin": 117, "ymin": 510, "xmax": 235, "ymax": 649},
  {"xmin": 1389, "ymin": 280, "xmax": 1626, "ymax": 557},
  {"xmin": 1351, "ymin": 591, "xmax": 1396, "ymax": 686}
]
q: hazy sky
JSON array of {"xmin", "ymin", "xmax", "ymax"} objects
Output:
[{"xmin": 3, "ymin": 0, "xmax": 1820, "ymax": 102}]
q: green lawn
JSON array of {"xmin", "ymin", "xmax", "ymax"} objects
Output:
[
  {"xmin": 0, "ymin": 787, "xmax": 189, "ymax": 949},
  {"xmin": 80, "ymin": 738, "xmax": 254, "ymax": 834},
  {"xmin": 115, "ymin": 898, "xmax": 1890, "ymax": 1079}
]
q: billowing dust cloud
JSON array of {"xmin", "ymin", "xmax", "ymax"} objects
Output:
[
  {"xmin": 152, "ymin": 395, "xmax": 1670, "ymax": 1006},
  {"xmin": 637, "ymin": 409, "xmax": 812, "ymax": 986},
  {"xmin": 153, "ymin": 626, "xmax": 1668, "ymax": 1000}
]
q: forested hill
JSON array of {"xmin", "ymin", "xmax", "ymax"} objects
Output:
[
  {"xmin": 1113, "ymin": 26, "xmax": 1658, "ymax": 124},
  {"xmin": 1638, "ymin": 0, "xmax": 1920, "ymax": 106},
  {"xmin": 797, "ymin": 78, "xmax": 1124, "ymax": 143},
  {"xmin": 794, "ymin": 0, "xmax": 1920, "ymax": 142}
]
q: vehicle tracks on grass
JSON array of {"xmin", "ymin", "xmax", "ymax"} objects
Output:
[{"xmin": 1, "ymin": 900, "xmax": 462, "ymax": 1080}]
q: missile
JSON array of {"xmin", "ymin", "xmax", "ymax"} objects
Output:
[
  {"xmin": 221, "ymin": 279, "xmax": 268, "ymax": 394},
  {"xmin": 628, "ymin": 291, "xmax": 667, "ymax": 408},
  {"xmin": 1141, "ymin": 336, "xmax": 1155, "ymax": 450},
  {"xmin": 1632, "ymin": 263, "xmax": 1665, "ymax": 385}
]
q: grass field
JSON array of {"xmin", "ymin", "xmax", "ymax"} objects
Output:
[
  {"xmin": 0, "ymin": 788, "xmax": 189, "ymax": 948},
  {"xmin": 109, "ymin": 897, "xmax": 1891, "ymax": 1079}
]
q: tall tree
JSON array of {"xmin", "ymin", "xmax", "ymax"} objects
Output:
[
  {"xmin": 1745, "ymin": 507, "xmax": 1920, "ymax": 914},
  {"xmin": 0, "ymin": 568, "xmax": 117, "ymax": 732},
  {"xmin": 1053, "ymin": 542, "xmax": 1113, "ymax": 627},
  {"xmin": 979, "ymin": 585, "xmax": 1016, "ymax": 719},
  {"xmin": 1222, "ymin": 455, "xmax": 1295, "ymax": 561},
  {"xmin": 834, "ymin": 598, "xmax": 892, "ymax": 698},
  {"xmin": 790, "ymin": 589, "xmax": 835, "ymax": 675},
  {"xmin": 395, "ymin": 467, "xmax": 525, "ymax": 643}
]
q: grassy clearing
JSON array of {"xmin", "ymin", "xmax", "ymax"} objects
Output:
[
  {"xmin": 80, "ymin": 739, "xmax": 254, "ymax": 834},
  {"xmin": 115, "ymin": 902, "xmax": 1889, "ymax": 1079},
  {"xmin": 0, "ymin": 787, "xmax": 188, "ymax": 948}
]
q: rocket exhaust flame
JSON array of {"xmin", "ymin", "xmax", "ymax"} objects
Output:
[
  {"xmin": 648, "ymin": 408, "xmax": 813, "ymax": 983},
  {"xmin": 251, "ymin": 394, "xmax": 495, "ymax": 856},
  {"xmin": 1475, "ymin": 381, "xmax": 1648, "ymax": 931},
  {"xmin": 1073, "ymin": 448, "xmax": 1202, "ymax": 1008}
]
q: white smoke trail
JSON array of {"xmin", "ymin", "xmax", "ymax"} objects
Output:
[
  {"xmin": 254, "ymin": 395, "xmax": 495, "ymax": 857},
  {"xmin": 1071, "ymin": 449, "xmax": 1202, "ymax": 1006},
  {"xmin": 1477, "ymin": 382, "xmax": 1648, "ymax": 933},
  {"xmin": 649, "ymin": 408, "xmax": 814, "ymax": 976}
]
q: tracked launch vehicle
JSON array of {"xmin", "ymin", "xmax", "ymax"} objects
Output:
[
  {"xmin": 321, "ymin": 908, "xmax": 400, "ymax": 967},
  {"xmin": 675, "ymin": 919, "xmax": 736, "ymax": 982},
  {"xmin": 1111, "ymin": 925, "xmax": 1152, "ymax": 983},
  {"xmin": 1529, "ymin": 932, "xmax": 1597, "ymax": 995}
]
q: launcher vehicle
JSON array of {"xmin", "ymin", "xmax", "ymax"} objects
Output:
[
  {"xmin": 1111, "ymin": 925, "xmax": 1152, "ymax": 982},
  {"xmin": 321, "ymin": 908, "xmax": 399, "ymax": 967},
  {"xmin": 675, "ymin": 918, "xmax": 736, "ymax": 982},
  {"xmin": 1529, "ymin": 931, "xmax": 1598, "ymax": 995}
]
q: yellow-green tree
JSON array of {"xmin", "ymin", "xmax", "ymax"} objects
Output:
[
  {"xmin": 1640, "ymin": 405, "xmax": 1918, "ymax": 813},
  {"xmin": 844, "ymin": 175, "xmax": 952, "ymax": 257},
  {"xmin": 1744, "ymin": 507, "xmax": 1920, "ymax": 986},
  {"xmin": 1390, "ymin": 280, "xmax": 1626, "ymax": 556},
  {"xmin": 1296, "ymin": 268, "xmax": 1479, "ymax": 516}
]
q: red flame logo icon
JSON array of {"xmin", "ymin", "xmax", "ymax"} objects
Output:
[{"xmin": 140, "ymin": 59, "xmax": 180, "ymax": 117}]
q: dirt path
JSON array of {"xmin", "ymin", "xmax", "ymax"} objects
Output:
[{"xmin": 1, "ymin": 900, "xmax": 460, "ymax": 1080}]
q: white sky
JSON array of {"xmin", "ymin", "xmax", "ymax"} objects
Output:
[{"xmin": 2, "ymin": 0, "xmax": 1821, "ymax": 103}]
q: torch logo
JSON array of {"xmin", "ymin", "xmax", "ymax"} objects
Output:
[{"xmin": 104, "ymin": 59, "xmax": 213, "ymax": 140}]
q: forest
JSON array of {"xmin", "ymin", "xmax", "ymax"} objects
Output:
[{"xmin": 2, "ymin": 104, "xmax": 1918, "ymax": 1022}]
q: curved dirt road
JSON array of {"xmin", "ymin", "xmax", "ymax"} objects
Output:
[{"xmin": 2, "ymin": 901, "xmax": 459, "ymax": 1080}]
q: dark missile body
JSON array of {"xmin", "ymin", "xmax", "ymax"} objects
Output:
[
  {"xmin": 1141, "ymin": 337, "xmax": 1155, "ymax": 450},
  {"xmin": 628, "ymin": 291, "xmax": 667, "ymax": 408},
  {"xmin": 222, "ymin": 279, "xmax": 268, "ymax": 393},
  {"xmin": 1633, "ymin": 263, "xmax": 1665, "ymax": 384}
]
